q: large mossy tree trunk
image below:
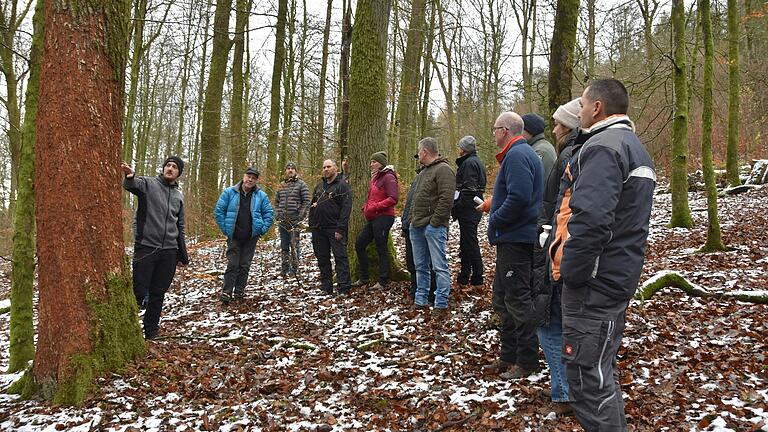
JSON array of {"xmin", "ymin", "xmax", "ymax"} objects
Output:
[
  {"xmin": 547, "ymin": 0, "xmax": 579, "ymax": 116},
  {"xmin": 8, "ymin": 0, "xmax": 44, "ymax": 374},
  {"xmin": 198, "ymin": 0, "xmax": 233, "ymax": 236},
  {"xmin": 698, "ymin": 0, "xmax": 726, "ymax": 252},
  {"xmin": 669, "ymin": 0, "xmax": 693, "ymax": 228},
  {"xmin": 395, "ymin": 0, "xmax": 428, "ymax": 182},
  {"xmin": 347, "ymin": 0, "xmax": 408, "ymax": 283},
  {"xmin": 725, "ymin": 0, "xmax": 741, "ymax": 187},
  {"xmin": 25, "ymin": 0, "xmax": 145, "ymax": 405},
  {"xmin": 267, "ymin": 0, "xmax": 288, "ymax": 181}
]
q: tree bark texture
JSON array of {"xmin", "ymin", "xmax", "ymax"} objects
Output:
[
  {"xmin": 198, "ymin": 0, "xmax": 232, "ymax": 236},
  {"xmin": 32, "ymin": 0, "xmax": 145, "ymax": 405},
  {"xmin": 698, "ymin": 0, "xmax": 726, "ymax": 252},
  {"xmin": 547, "ymin": 0, "xmax": 579, "ymax": 116},
  {"xmin": 230, "ymin": 0, "xmax": 248, "ymax": 183},
  {"xmin": 267, "ymin": 0, "xmax": 288, "ymax": 180},
  {"xmin": 669, "ymin": 0, "xmax": 693, "ymax": 228},
  {"xmin": 8, "ymin": 0, "xmax": 43, "ymax": 374},
  {"xmin": 396, "ymin": 0, "xmax": 428, "ymax": 177},
  {"xmin": 726, "ymin": 0, "xmax": 742, "ymax": 186}
]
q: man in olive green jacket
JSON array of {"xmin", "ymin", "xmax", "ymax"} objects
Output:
[{"xmin": 406, "ymin": 137, "xmax": 456, "ymax": 317}]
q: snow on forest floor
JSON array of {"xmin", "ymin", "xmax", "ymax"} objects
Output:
[{"xmin": 0, "ymin": 186, "xmax": 766, "ymax": 431}]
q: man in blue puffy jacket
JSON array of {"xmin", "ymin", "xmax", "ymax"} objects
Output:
[{"xmin": 215, "ymin": 167, "xmax": 274, "ymax": 304}]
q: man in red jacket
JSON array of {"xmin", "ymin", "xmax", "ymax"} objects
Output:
[{"xmin": 353, "ymin": 151, "xmax": 399, "ymax": 289}]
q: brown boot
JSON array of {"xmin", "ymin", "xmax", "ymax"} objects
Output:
[
  {"xmin": 499, "ymin": 365, "xmax": 541, "ymax": 380},
  {"xmin": 482, "ymin": 359, "xmax": 513, "ymax": 374},
  {"xmin": 551, "ymin": 402, "xmax": 574, "ymax": 416}
]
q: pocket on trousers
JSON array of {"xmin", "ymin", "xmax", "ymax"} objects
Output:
[{"xmin": 562, "ymin": 316, "xmax": 605, "ymax": 368}]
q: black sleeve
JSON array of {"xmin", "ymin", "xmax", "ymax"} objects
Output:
[
  {"xmin": 176, "ymin": 200, "xmax": 190, "ymax": 265},
  {"xmin": 336, "ymin": 182, "xmax": 352, "ymax": 233}
]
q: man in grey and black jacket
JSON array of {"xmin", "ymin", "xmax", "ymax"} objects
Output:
[
  {"xmin": 275, "ymin": 162, "xmax": 310, "ymax": 277},
  {"xmin": 549, "ymin": 79, "xmax": 655, "ymax": 430},
  {"xmin": 121, "ymin": 156, "xmax": 189, "ymax": 340}
]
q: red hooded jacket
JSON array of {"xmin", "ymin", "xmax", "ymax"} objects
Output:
[{"xmin": 362, "ymin": 166, "xmax": 399, "ymax": 221}]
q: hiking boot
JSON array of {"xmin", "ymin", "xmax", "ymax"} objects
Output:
[
  {"xmin": 432, "ymin": 307, "xmax": 449, "ymax": 321},
  {"xmin": 370, "ymin": 282, "xmax": 386, "ymax": 290},
  {"xmin": 500, "ymin": 365, "xmax": 541, "ymax": 380},
  {"xmin": 351, "ymin": 279, "xmax": 369, "ymax": 287},
  {"xmin": 220, "ymin": 292, "xmax": 233, "ymax": 305},
  {"xmin": 482, "ymin": 359, "xmax": 513, "ymax": 374},
  {"xmin": 552, "ymin": 402, "xmax": 574, "ymax": 416},
  {"xmin": 320, "ymin": 286, "xmax": 334, "ymax": 295}
]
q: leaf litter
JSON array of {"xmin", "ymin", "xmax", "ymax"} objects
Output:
[{"xmin": 0, "ymin": 186, "xmax": 766, "ymax": 431}]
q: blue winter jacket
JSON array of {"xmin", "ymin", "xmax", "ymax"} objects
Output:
[
  {"xmin": 215, "ymin": 182, "xmax": 274, "ymax": 239},
  {"xmin": 488, "ymin": 137, "xmax": 544, "ymax": 245}
]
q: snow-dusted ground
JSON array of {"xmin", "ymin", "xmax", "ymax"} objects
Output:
[{"xmin": 0, "ymin": 186, "xmax": 766, "ymax": 431}]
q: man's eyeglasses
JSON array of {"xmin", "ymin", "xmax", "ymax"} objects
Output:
[{"xmin": 492, "ymin": 126, "xmax": 507, "ymax": 133}]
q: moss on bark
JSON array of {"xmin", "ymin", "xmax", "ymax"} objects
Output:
[{"xmin": 50, "ymin": 267, "xmax": 146, "ymax": 405}]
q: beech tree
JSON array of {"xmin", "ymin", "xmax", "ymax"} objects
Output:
[{"xmin": 669, "ymin": 0, "xmax": 692, "ymax": 228}]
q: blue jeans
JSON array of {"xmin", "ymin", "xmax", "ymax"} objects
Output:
[
  {"xmin": 537, "ymin": 283, "xmax": 570, "ymax": 402},
  {"xmin": 409, "ymin": 224, "xmax": 451, "ymax": 308}
]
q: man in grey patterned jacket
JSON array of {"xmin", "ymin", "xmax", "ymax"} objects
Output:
[{"xmin": 274, "ymin": 162, "xmax": 310, "ymax": 276}]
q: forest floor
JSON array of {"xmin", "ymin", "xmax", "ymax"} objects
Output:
[{"xmin": 0, "ymin": 186, "xmax": 766, "ymax": 431}]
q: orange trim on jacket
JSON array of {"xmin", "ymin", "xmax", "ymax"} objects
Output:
[{"xmin": 549, "ymin": 163, "xmax": 573, "ymax": 281}]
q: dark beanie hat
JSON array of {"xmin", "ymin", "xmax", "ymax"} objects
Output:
[
  {"xmin": 371, "ymin": 151, "xmax": 388, "ymax": 166},
  {"xmin": 521, "ymin": 113, "xmax": 545, "ymax": 137},
  {"xmin": 164, "ymin": 156, "xmax": 184, "ymax": 176},
  {"xmin": 285, "ymin": 161, "xmax": 297, "ymax": 170},
  {"xmin": 245, "ymin": 166, "xmax": 260, "ymax": 178}
]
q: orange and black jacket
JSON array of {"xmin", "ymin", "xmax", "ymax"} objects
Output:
[{"xmin": 549, "ymin": 116, "xmax": 656, "ymax": 300}]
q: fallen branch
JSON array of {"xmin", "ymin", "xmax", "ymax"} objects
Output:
[
  {"xmin": 636, "ymin": 271, "xmax": 768, "ymax": 304},
  {"xmin": 281, "ymin": 341, "xmax": 317, "ymax": 351},
  {"xmin": 356, "ymin": 338, "xmax": 415, "ymax": 352},
  {"xmin": 380, "ymin": 350, "xmax": 459, "ymax": 368},
  {"xmin": 433, "ymin": 408, "xmax": 483, "ymax": 432},
  {"xmin": 0, "ymin": 306, "xmax": 9, "ymax": 315},
  {"xmin": 155, "ymin": 332, "xmax": 236, "ymax": 341}
]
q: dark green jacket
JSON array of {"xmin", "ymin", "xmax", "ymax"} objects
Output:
[{"xmin": 408, "ymin": 157, "xmax": 456, "ymax": 229}]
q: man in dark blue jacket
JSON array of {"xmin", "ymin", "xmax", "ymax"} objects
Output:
[
  {"xmin": 122, "ymin": 157, "xmax": 189, "ymax": 339},
  {"xmin": 549, "ymin": 79, "xmax": 655, "ymax": 430},
  {"xmin": 481, "ymin": 112, "xmax": 544, "ymax": 379},
  {"xmin": 215, "ymin": 167, "xmax": 274, "ymax": 304}
]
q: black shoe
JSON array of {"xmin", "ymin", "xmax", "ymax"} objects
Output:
[
  {"xmin": 320, "ymin": 287, "xmax": 333, "ymax": 295},
  {"xmin": 221, "ymin": 292, "xmax": 233, "ymax": 305},
  {"xmin": 338, "ymin": 287, "xmax": 351, "ymax": 295},
  {"xmin": 145, "ymin": 332, "xmax": 158, "ymax": 340}
]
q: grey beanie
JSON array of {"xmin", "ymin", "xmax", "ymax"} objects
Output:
[
  {"xmin": 457, "ymin": 135, "xmax": 476, "ymax": 153},
  {"xmin": 553, "ymin": 98, "xmax": 581, "ymax": 130}
]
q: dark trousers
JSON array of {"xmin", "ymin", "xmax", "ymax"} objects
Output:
[
  {"xmin": 491, "ymin": 242, "xmax": 538, "ymax": 370},
  {"xmin": 311, "ymin": 228, "xmax": 351, "ymax": 292},
  {"xmin": 355, "ymin": 215, "xmax": 395, "ymax": 284},
  {"xmin": 404, "ymin": 228, "xmax": 436, "ymax": 301},
  {"xmin": 279, "ymin": 222, "xmax": 301, "ymax": 274},
  {"xmin": 133, "ymin": 244, "xmax": 178, "ymax": 337},
  {"xmin": 222, "ymin": 236, "xmax": 259, "ymax": 297},
  {"xmin": 562, "ymin": 283, "xmax": 629, "ymax": 431},
  {"xmin": 457, "ymin": 213, "xmax": 483, "ymax": 285}
]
